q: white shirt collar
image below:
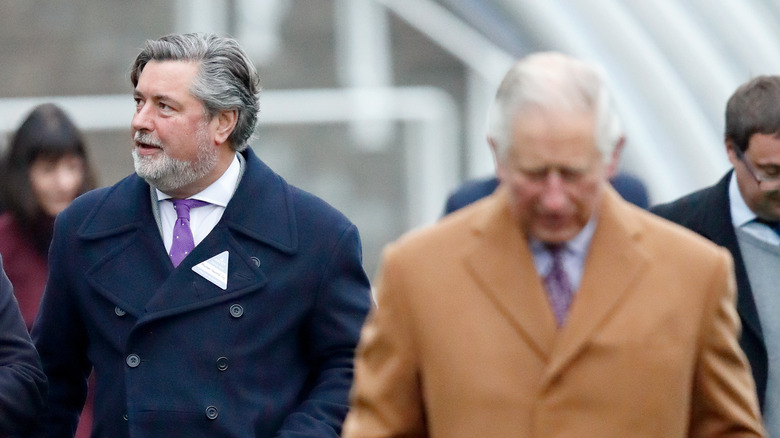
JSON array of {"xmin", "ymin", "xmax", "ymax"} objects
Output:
[
  {"xmin": 529, "ymin": 214, "xmax": 598, "ymax": 289},
  {"xmin": 529, "ymin": 214, "xmax": 598, "ymax": 259},
  {"xmin": 729, "ymin": 171, "xmax": 757, "ymax": 228},
  {"xmin": 729, "ymin": 170, "xmax": 780, "ymax": 244},
  {"xmin": 156, "ymin": 153, "xmax": 241, "ymax": 206}
]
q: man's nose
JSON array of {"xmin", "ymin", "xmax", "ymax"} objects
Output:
[
  {"xmin": 131, "ymin": 102, "xmax": 153, "ymax": 132},
  {"xmin": 539, "ymin": 172, "xmax": 568, "ymax": 209}
]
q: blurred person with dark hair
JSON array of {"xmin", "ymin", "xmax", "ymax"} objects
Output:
[
  {"xmin": 343, "ymin": 52, "xmax": 763, "ymax": 437},
  {"xmin": 0, "ymin": 103, "xmax": 97, "ymax": 330},
  {"xmin": 27, "ymin": 33, "xmax": 371, "ymax": 438},
  {"xmin": 652, "ymin": 75, "xmax": 780, "ymax": 436},
  {"xmin": 0, "ymin": 103, "xmax": 97, "ymax": 438},
  {"xmin": 0, "ymin": 254, "xmax": 47, "ymax": 436}
]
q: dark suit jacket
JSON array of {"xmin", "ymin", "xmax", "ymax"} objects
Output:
[
  {"xmin": 444, "ymin": 177, "xmax": 500, "ymax": 215},
  {"xmin": 29, "ymin": 148, "xmax": 372, "ymax": 437},
  {"xmin": 0, "ymin": 213, "xmax": 94, "ymax": 438},
  {"xmin": 0, "ymin": 255, "xmax": 47, "ymax": 435},
  {"xmin": 651, "ymin": 170, "xmax": 767, "ymax": 411},
  {"xmin": 444, "ymin": 173, "xmax": 649, "ymax": 215}
]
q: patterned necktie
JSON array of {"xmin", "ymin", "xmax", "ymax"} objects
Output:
[
  {"xmin": 544, "ymin": 244, "xmax": 574, "ymax": 327},
  {"xmin": 169, "ymin": 199, "xmax": 210, "ymax": 267}
]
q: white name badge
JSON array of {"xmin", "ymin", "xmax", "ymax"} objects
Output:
[{"xmin": 193, "ymin": 251, "xmax": 229, "ymax": 290}]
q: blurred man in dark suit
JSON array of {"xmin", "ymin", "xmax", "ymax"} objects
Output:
[{"xmin": 652, "ymin": 75, "xmax": 780, "ymax": 436}]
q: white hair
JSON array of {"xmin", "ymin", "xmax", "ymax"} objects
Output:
[{"xmin": 487, "ymin": 52, "xmax": 623, "ymax": 162}]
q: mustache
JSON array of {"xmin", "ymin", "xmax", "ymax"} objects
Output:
[{"xmin": 133, "ymin": 131, "xmax": 163, "ymax": 148}]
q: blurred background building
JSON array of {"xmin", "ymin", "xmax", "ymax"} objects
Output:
[{"xmin": 2, "ymin": 0, "xmax": 780, "ymax": 277}]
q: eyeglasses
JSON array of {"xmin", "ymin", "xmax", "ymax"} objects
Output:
[{"xmin": 736, "ymin": 150, "xmax": 780, "ymax": 190}]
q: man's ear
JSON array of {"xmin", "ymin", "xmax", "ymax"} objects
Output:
[
  {"xmin": 605, "ymin": 136, "xmax": 625, "ymax": 179},
  {"xmin": 725, "ymin": 138, "xmax": 740, "ymax": 166},
  {"xmin": 214, "ymin": 109, "xmax": 238, "ymax": 145},
  {"xmin": 488, "ymin": 137, "xmax": 504, "ymax": 177},
  {"xmin": 488, "ymin": 137, "xmax": 497, "ymax": 160}
]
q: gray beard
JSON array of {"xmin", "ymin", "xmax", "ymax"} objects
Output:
[{"xmin": 132, "ymin": 130, "xmax": 217, "ymax": 193}]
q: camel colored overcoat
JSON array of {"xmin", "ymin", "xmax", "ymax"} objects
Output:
[{"xmin": 343, "ymin": 186, "xmax": 764, "ymax": 437}]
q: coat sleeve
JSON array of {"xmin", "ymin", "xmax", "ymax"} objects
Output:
[
  {"xmin": 0, "ymin": 255, "xmax": 47, "ymax": 435},
  {"xmin": 275, "ymin": 223, "xmax": 372, "ymax": 437},
  {"xmin": 689, "ymin": 249, "xmax": 765, "ymax": 437},
  {"xmin": 25, "ymin": 209, "xmax": 91, "ymax": 438},
  {"xmin": 342, "ymin": 243, "xmax": 428, "ymax": 438}
]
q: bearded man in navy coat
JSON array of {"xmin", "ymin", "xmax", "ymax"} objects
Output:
[{"xmin": 28, "ymin": 33, "xmax": 372, "ymax": 437}]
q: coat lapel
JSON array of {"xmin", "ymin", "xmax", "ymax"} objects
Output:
[
  {"xmin": 81, "ymin": 174, "xmax": 171, "ymax": 317},
  {"xmin": 81, "ymin": 149, "xmax": 295, "ymax": 322},
  {"xmin": 541, "ymin": 189, "xmax": 649, "ymax": 384},
  {"xmin": 464, "ymin": 188, "xmax": 558, "ymax": 360},
  {"xmin": 139, "ymin": 226, "xmax": 267, "ymax": 322}
]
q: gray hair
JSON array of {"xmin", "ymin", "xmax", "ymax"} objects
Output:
[
  {"xmin": 487, "ymin": 52, "xmax": 623, "ymax": 162},
  {"xmin": 130, "ymin": 32, "xmax": 261, "ymax": 151}
]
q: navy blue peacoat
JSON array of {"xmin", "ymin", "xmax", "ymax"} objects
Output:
[
  {"xmin": 29, "ymin": 148, "xmax": 372, "ymax": 437},
  {"xmin": 0, "ymin": 254, "xmax": 47, "ymax": 435}
]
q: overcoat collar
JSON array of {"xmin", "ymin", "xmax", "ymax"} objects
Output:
[
  {"xmin": 76, "ymin": 148, "xmax": 296, "ymax": 323},
  {"xmin": 464, "ymin": 185, "xmax": 648, "ymax": 384}
]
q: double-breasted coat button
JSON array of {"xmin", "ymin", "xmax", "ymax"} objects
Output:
[
  {"xmin": 123, "ymin": 413, "xmax": 128, "ymax": 421},
  {"xmin": 126, "ymin": 354, "xmax": 140, "ymax": 368},
  {"xmin": 205, "ymin": 405, "xmax": 219, "ymax": 420},
  {"xmin": 114, "ymin": 306, "xmax": 126, "ymax": 317},
  {"xmin": 229, "ymin": 304, "xmax": 243, "ymax": 318},
  {"xmin": 216, "ymin": 357, "xmax": 229, "ymax": 371}
]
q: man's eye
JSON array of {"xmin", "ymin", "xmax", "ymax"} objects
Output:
[
  {"xmin": 761, "ymin": 166, "xmax": 780, "ymax": 178},
  {"xmin": 560, "ymin": 168, "xmax": 585, "ymax": 182},
  {"xmin": 524, "ymin": 169, "xmax": 547, "ymax": 180}
]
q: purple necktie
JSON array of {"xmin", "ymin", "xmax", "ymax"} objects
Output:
[
  {"xmin": 544, "ymin": 244, "xmax": 574, "ymax": 327},
  {"xmin": 169, "ymin": 199, "xmax": 210, "ymax": 267}
]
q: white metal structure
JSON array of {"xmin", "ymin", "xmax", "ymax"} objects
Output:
[{"xmin": 4, "ymin": 0, "xmax": 780, "ymax": 226}]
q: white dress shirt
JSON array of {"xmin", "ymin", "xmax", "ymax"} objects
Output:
[
  {"xmin": 530, "ymin": 215, "xmax": 598, "ymax": 292},
  {"xmin": 156, "ymin": 154, "xmax": 241, "ymax": 254},
  {"xmin": 729, "ymin": 172, "xmax": 780, "ymax": 245}
]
